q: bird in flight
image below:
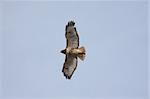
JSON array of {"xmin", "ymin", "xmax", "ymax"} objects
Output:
[{"xmin": 60, "ymin": 21, "xmax": 86, "ymax": 79}]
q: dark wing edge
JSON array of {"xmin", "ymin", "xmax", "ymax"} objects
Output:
[
  {"xmin": 62, "ymin": 54, "xmax": 78, "ymax": 79},
  {"xmin": 65, "ymin": 25, "xmax": 69, "ymax": 48},
  {"xmin": 74, "ymin": 27, "xmax": 79, "ymax": 48}
]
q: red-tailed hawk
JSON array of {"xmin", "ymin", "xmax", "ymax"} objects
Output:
[{"xmin": 60, "ymin": 21, "xmax": 86, "ymax": 79}]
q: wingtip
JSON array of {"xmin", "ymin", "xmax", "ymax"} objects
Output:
[
  {"xmin": 67, "ymin": 21, "xmax": 75, "ymax": 26},
  {"xmin": 66, "ymin": 76, "xmax": 72, "ymax": 80},
  {"xmin": 62, "ymin": 69, "xmax": 72, "ymax": 80},
  {"xmin": 63, "ymin": 72, "xmax": 72, "ymax": 80}
]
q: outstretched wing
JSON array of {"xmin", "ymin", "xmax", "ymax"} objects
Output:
[
  {"xmin": 62, "ymin": 54, "xmax": 78, "ymax": 79},
  {"xmin": 65, "ymin": 21, "xmax": 79, "ymax": 48}
]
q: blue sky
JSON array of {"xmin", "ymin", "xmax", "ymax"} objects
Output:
[{"xmin": 0, "ymin": 1, "xmax": 148, "ymax": 99}]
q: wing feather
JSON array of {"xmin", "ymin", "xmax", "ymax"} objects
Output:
[
  {"xmin": 65, "ymin": 24, "xmax": 79, "ymax": 48},
  {"xmin": 62, "ymin": 54, "xmax": 78, "ymax": 79}
]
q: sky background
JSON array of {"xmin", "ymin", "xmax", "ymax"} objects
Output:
[{"xmin": 0, "ymin": 1, "xmax": 148, "ymax": 99}]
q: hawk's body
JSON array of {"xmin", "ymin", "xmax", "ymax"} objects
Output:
[{"xmin": 61, "ymin": 21, "xmax": 86, "ymax": 79}]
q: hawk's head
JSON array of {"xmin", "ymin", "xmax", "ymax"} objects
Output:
[{"xmin": 60, "ymin": 49, "xmax": 66, "ymax": 54}]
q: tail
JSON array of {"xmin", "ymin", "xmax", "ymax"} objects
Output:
[{"xmin": 77, "ymin": 46, "xmax": 86, "ymax": 61}]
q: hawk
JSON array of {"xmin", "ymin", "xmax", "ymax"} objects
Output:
[{"xmin": 60, "ymin": 21, "xmax": 86, "ymax": 79}]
